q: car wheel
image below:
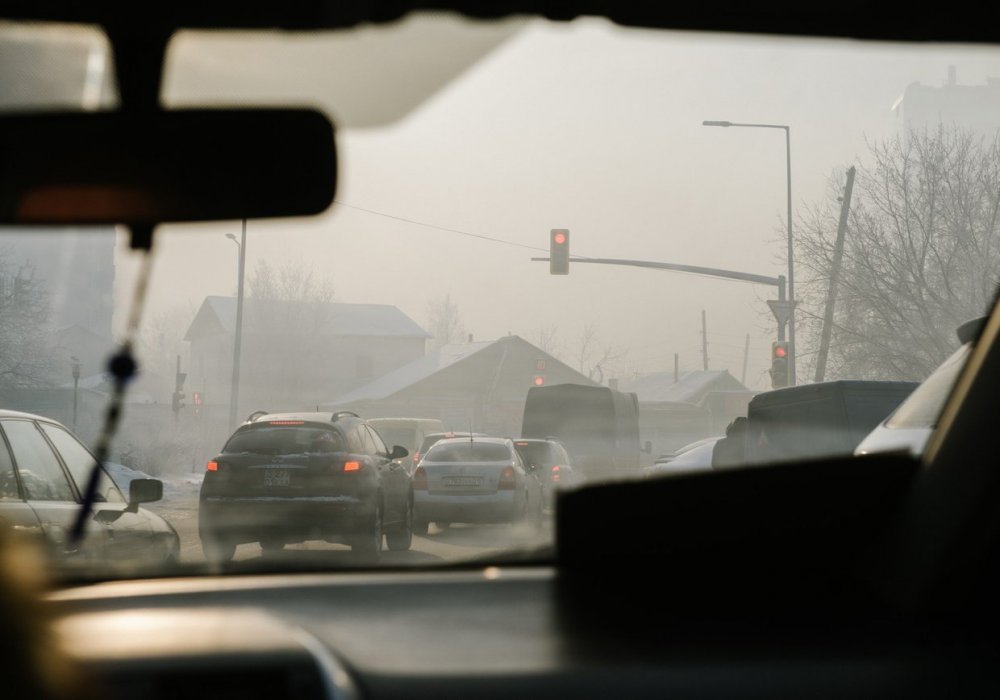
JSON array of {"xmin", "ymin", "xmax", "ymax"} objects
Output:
[
  {"xmin": 259, "ymin": 538, "xmax": 284, "ymax": 553},
  {"xmin": 351, "ymin": 502, "xmax": 383, "ymax": 562},
  {"xmin": 202, "ymin": 538, "xmax": 236, "ymax": 564},
  {"xmin": 386, "ymin": 498, "xmax": 414, "ymax": 551},
  {"xmin": 412, "ymin": 517, "xmax": 429, "ymax": 535}
]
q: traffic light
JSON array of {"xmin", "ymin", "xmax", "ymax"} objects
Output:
[
  {"xmin": 172, "ymin": 391, "xmax": 186, "ymax": 412},
  {"xmin": 770, "ymin": 341, "xmax": 789, "ymax": 389},
  {"xmin": 550, "ymin": 229, "xmax": 569, "ymax": 275}
]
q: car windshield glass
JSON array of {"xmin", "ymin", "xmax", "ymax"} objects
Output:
[
  {"xmin": 514, "ymin": 442, "xmax": 555, "ymax": 467},
  {"xmin": 374, "ymin": 428, "xmax": 416, "ymax": 450},
  {"xmin": 886, "ymin": 345, "xmax": 972, "ymax": 429},
  {"xmin": 223, "ymin": 426, "xmax": 346, "ymax": 455},
  {"xmin": 425, "ymin": 442, "xmax": 511, "ymax": 462},
  {"xmin": 0, "ymin": 14, "xmax": 992, "ymax": 579}
]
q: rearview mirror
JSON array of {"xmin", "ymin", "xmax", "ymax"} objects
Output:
[
  {"xmin": 390, "ymin": 445, "xmax": 409, "ymax": 460},
  {"xmin": 0, "ymin": 109, "xmax": 336, "ymax": 229}
]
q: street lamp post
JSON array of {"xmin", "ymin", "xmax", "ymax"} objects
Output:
[
  {"xmin": 703, "ymin": 120, "xmax": 796, "ymax": 385},
  {"xmin": 226, "ymin": 219, "xmax": 247, "ymax": 429}
]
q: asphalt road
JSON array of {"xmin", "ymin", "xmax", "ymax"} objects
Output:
[{"xmin": 146, "ymin": 474, "xmax": 553, "ymax": 566}]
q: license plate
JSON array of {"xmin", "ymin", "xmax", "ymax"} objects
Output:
[
  {"xmin": 443, "ymin": 476, "xmax": 482, "ymax": 487},
  {"xmin": 263, "ymin": 469, "xmax": 290, "ymax": 487}
]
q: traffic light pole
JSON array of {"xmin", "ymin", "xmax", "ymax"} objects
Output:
[{"xmin": 532, "ymin": 255, "xmax": 793, "ymax": 384}]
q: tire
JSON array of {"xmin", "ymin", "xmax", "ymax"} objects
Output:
[
  {"xmin": 412, "ymin": 517, "xmax": 429, "ymax": 536},
  {"xmin": 351, "ymin": 501, "xmax": 383, "ymax": 562},
  {"xmin": 386, "ymin": 498, "xmax": 414, "ymax": 551},
  {"xmin": 202, "ymin": 538, "xmax": 236, "ymax": 564}
]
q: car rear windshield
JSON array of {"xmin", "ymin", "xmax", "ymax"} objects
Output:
[
  {"xmin": 514, "ymin": 442, "xmax": 556, "ymax": 467},
  {"xmin": 223, "ymin": 426, "xmax": 347, "ymax": 455},
  {"xmin": 375, "ymin": 428, "xmax": 417, "ymax": 450},
  {"xmin": 424, "ymin": 442, "xmax": 511, "ymax": 462}
]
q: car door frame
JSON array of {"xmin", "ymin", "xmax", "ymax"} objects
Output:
[{"xmin": 366, "ymin": 425, "xmax": 408, "ymax": 528}]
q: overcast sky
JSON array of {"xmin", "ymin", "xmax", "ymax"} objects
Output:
[{"xmin": 102, "ymin": 15, "xmax": 1000, "ymax": 389}]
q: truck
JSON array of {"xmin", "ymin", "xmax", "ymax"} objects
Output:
[
  {"xmin": 521, "ymin": 383, "xmax": 644, "ymax": 480},
  {"xmin": 712, "ymin": 380, "xmax": 918, "ymax": 468}
]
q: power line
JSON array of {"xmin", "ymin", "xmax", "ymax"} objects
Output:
[{"xmin": 334, "ymin": 200, "xmax": 550, "ymax": 254}]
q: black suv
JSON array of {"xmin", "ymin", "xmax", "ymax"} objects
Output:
[{"xmin": 199, "ymin": 411, "xmax": 411, "ymax": 562}]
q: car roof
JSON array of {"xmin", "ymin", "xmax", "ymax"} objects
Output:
[
  {"xmin": 431, "ymin": 436, "xmax": 509, "ymax": 446},
  {"xmin": 242, "ymin": 411, "xmax": 362, "ymax": 428},
  {"xmin": 0, "ymin": 409, "xmax": 61, "ymax": 423}
]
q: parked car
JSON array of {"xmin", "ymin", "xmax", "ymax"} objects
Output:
[
  {"xmin": 412, "ymin": 437, "xmax": 544, "ymax": 533},
  {"xmin": 856, "ymin": 317, "xmax": 984, "ymax": 457},
  {"xmin": 199, "ymin": 410, "xmax": 412, "ymax": 562},
  {"xmin": 368, "ymin": 417, "xmax": 445, "ymax": 475},
  {"xmin": 0, "ymin": 410, "xmax": 178, "ymax": 569},
  {"xmin": 513, "ymin": 438, "xmax": 581, "ymax": 511}
]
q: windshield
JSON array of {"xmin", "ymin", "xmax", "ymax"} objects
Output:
[{"xmin": 0, "ymin": 14, "xmax": 994, "ymax": 579}]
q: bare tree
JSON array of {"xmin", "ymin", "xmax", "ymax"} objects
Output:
[
  {"xmin": 0, "ymin": 257, "xmax": 56, "ymax": 390},
  {"xmin": 536, "ymin": 324, "xmax": 562, "ymax": 358},
  {"xmin": 797, "ymin": 126, "xmax": 1000, "ymax": 381},
  {"xmin": 426, "ymin": 293, "xmax": 465, "ymax": 351},
  {"xmin": 575, "ymin": 322, "xmax": 628, "ymax": 382},
  {"xmin": 134, "ymin": 302, "xmax": 198, "ymax": 396}
]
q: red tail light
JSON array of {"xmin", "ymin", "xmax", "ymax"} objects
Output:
[
  {"xmin": 551, "ymin": 465, "xmax": 563, "ymax": 483},
  {"xmin": 206, "ymin": 461, "xmax": 219, "ymax": 472},
  {"xmin": 413, "ymin": 466, "xmax": 428, "ymax": 491},
  {"xmin": 499, "ymin": 466, "xmax": 516, "ymax": 490},
  {"xmin": 343, "ymin": 461, "xmax": 361, "ymax": 472},
  {"xmin": 412, "ymin": 452, "xmax": 420, "ymax": 466}
]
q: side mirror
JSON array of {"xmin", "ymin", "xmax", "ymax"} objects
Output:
[
  {"xmin": 127, "ymin": 478, "xmax": 163, "ymax": 512},
  {"xmin": 390, "ymin": 445, "xmax": 409, "ymax": 460},
  {"xmin": 643, "ymin": 441, "xmax": 653, "ymax": 454}
]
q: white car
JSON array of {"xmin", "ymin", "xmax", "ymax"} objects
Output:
[
  {"xmin": 646, "ymin": 438, "xmax": 719, "ymax": 476},
  {"xmin": 856, "ymin": 340, "xmax": 974, "ymax": 457}
]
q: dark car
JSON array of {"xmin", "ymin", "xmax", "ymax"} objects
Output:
[
  {"xmin": 513, "ymin": 438, "xmax": 580, "ymax": 511},
  {"xmin": 198, "ymin": 411, "xmax": 412, "ymax": 562},
  {"xmin": 0, "ymin": 410, "xmax": 178, "ymax": 569}
]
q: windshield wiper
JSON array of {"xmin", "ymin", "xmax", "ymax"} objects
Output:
[{"xmin": 70, "ymin": 247, "xmax": 155, "ymax": 548}]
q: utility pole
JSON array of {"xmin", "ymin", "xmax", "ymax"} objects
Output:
[
  {"xmin": 701, "ymin": 310, "xmax": 709, "ymax": 371},
  {"xmin": 741, "ymin": 333, "xmax": 750, "ymax": 385},
  {"xmin": 172, "ymin": 355, "xmax": 186, "ymax": 426},
  {"xmin": 674, "ymin": 353, "xmax": 679, "ymax": 383},
  {"xmin": 228, "ymin": 218, "xmax": 247, "ymax": 430},
  {"xmin": 815, "ymin": 167, "xmax": 855, "ymax": 382}
]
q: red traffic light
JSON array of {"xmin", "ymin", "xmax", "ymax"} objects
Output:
[
  {"xmin": 773, "ymin": 345, "xmax": 787, "ymax": 358},
  {"xmin": 553, "ymin": 231, "xmax": 566, "ymax": 245},
  {"xmin": 533, "ymin": 375, "xmax": 545, "ymax": 386}
]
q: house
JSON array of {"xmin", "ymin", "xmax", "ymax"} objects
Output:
[
  {"xmin": 184, "ymin": 296, "xmax": 430, "ymax": 416},
  {"xmin": 322, "ymin": 335, "xmax": 597, "ymax": 437},
  {"xmin": 618, "ymin": 370, "xmax": 755, "ymax": 455}
]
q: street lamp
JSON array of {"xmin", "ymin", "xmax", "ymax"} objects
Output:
[
  {"xmin": 226, "ymin": 219, "xmax": 247, "ymax": 429},
  {"xmin": 703, "ymin": 119, "xmax": 796, "ymax": 385}
]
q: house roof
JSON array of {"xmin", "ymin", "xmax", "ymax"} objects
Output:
[
  {"xmin": 617, "ymin": 370, "xmax": 748, "ymax": 404},
  {"xmin": 322, "ymin": 335, "xmax": 595, "ymax": 408},
  {"xmin": 322, "ymin": 340, "xmax": 495, "ymax": 406},
  {"xmin": 184, "ymin": 296, "xmax": 430, "ymax": 341}
]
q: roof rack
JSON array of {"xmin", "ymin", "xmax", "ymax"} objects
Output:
[
  {"xmin": 330, "ymin": 411, "xmax": 360, "ymax": 422},
  {"xmin": 246, "ymin": 410, "xmax": 270, "ymax": 423}
]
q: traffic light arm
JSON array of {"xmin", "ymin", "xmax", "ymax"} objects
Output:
[{"xmin": 530, "ymin": 256, "xmax": 782, "ymax": 288}]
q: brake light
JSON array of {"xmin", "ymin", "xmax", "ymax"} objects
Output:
[
  {"xmin": 206, "ymin": 461, "xmax": 219, "ymax": 472},
  {"xmin": 269, "ymin": 420, "xmax": 304, "ymax": 425},
  {"xmin": 499, "ymin": 466, "xmax": 516, "ymax": 490},
  {"xmin": 551, "ymin": 465, "xmax": 563, "ymax": 483},
  {"xmin": 343, "ymin": 461, "xmax": 361, "ymax": 472},
  {"xmin": 413, "ymin": 466, "xmax": 428, "ymax": 491},
  {"xmin": 412, "ymin": 452, "xmax": 420, "ymax": 465}
]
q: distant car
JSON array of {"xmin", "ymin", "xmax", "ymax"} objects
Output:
[
  {"xmin": 412, "ymin": 437, "xmax": 544, "ymax": 533},
  {"xmin": 198, "ymin": 411, "xmax": 412, "ymax": 563},
  {"xmin": 856, "ymin": 342, "xmax": 974, "ymax": 457},
  {"xmin": 368, "ymin": 417, "xmax": 445, "ymax": 475},
  {"xmin": 645, "ymin": 436, "xmax": 722, "ymax": 474},
  {"xmin": 512, "ymin": 438, "xmax": 581, "ymax": 510},
  {"xmin": 0, "ymin": 410, "xmax": 178, "ymax": 568},
  {"xmin": 414, "ymin": 431, "xmax": 487, "ymax": 467},
  {"xmin": 645, "ymin": 438, "xmax": 719, "ymax": 476}
]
